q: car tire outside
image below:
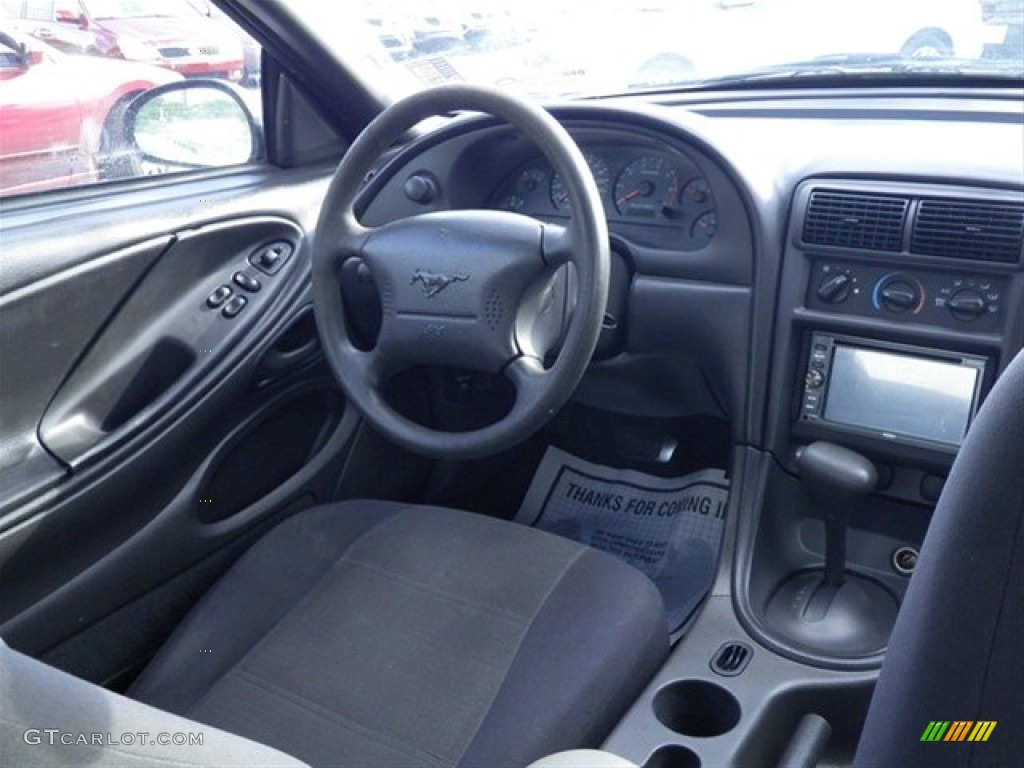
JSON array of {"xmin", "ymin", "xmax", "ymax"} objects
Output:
[{"xmin": 98, "ymin": 93, "xmax": 143, "ymax": 180}]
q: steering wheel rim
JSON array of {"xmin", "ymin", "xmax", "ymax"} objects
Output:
[{"xmin": 312, "ymin": 84, "xmax": 609, "ymax": 459}]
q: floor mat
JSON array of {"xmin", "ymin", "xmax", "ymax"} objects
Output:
[{"xmin": 515, "ymin": 446, "xmax": 729, "ymax": 636}]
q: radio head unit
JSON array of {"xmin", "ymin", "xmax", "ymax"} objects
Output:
[{"xmin": 800, "ymin": 333, "xmax": 989, "ymax": 450}]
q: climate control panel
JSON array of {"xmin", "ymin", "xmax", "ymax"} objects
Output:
[{"xmin": 807, "ymin": 261, "xmax": 1006, "ymax": 332}]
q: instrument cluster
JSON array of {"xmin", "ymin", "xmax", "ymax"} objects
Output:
[{"xmin": 491, "ymin": 147, "xmax": 717, "ymax": 250}]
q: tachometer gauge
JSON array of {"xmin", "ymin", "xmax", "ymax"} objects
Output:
[
  {"xmin": 614, "ymin": 155, "xmax": 681, "ymax": 218},
  {"xmin": 550, "ymin": 153, "xmax": 611, "ymax": 210}
]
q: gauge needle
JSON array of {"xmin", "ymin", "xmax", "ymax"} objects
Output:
[{"xmin": 617, "ymin": 189, "xmax": 642, "ymax": 205}]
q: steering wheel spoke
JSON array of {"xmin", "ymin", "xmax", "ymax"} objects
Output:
[
  {"xmin": 334, "ymin": 208, "xmax": 372, "ymax": 252},
  {"xmin": 505, "ymin": 354, "xmax": 551, "ymax": 409},
  {"xmin": 345, "ymin": 343, "xmax": 388, "ymax": 389},
  {"xmin": 542, "ymin": 223, "xmax": 575, "ymax": 268}
]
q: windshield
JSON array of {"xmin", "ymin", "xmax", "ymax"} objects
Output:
[
  {"xmin": 292, "ymin": 0, "xmax": 1024, "ymax": 100},
  {"xmin": 87, "ymin": 0, "xmax": 200, "ymax": 19}
]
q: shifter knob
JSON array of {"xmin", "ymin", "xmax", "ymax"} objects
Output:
[
  {"xmin": 797, "ymin": 441, "xmax": 877, "ymax": 500},
  {"xmin": 796, "ymin": 442, "xmax": 877, "ymax": 589},
  {"xmin": 765, "ymin": 442, "xmax": 897, "ymax": 655}
]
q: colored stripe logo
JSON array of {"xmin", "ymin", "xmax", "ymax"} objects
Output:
[{"xmin": 921, "ymin": 721, "xmax": 997, "ymax": 742}]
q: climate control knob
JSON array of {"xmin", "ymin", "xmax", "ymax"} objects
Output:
[
  {"xmin": 878, "ymin": 280, "xmax": 920, "ymax": 314},
  {"xmin": 948, "ymin": 289, "xmax": 987, "ymax": 321},
  {"xmin": 816, "ymin": 273, "xmax": 853, "ymax": 304}
]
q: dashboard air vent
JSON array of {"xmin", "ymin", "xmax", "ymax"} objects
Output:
[
  {"xmin": 911, "ymin": 199, "xmax": 1024, "ymax": 264},
  {"xmin": 803, "ymin": 190, "xmax": 908, "ymax": 252}
]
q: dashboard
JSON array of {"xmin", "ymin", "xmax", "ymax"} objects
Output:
[
  {"xmin": 362, "ymin": 118, "xmax": 754, "ymax": 286},
  {"xmin": 359, "ymin": 94, "xmax": 1024, "ymax": 476}
]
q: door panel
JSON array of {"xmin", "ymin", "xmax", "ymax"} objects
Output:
[
  {"xmin": 39, "ymin": 216, "xmax": 305, "ymax": 466},
  {"xmin": 0, "ymin": 236, "xmax": 171, "ymax": 514},
  {"xmin": 0, "ymin": 164, "xmax": 358, "ymax": 683}
]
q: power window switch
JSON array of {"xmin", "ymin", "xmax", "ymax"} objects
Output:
[
  {"xmin": 207, "ymin": 285, "xmax": 233, "ymax": 308},
  {"xmin": 222, "ymin": 295, "xmax": 247, "ymax": 318},
  {"xmin": 233, "ymin": 271, "xmax": 261, "ymax": 292}
]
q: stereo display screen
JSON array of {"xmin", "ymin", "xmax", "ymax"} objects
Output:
[{"xmin": 824, "ymin": 345, "xmax": 982, "ymax": 446}]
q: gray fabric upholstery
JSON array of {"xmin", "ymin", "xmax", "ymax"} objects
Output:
[
  {"xmin": 0, "ymin": 638, "xmax": 307, "ymax": 767},
  {"xmin": 130, "ymin": 501, "xmax": 669, "ymax": 768},
  {"xmin": 853, "ymin": 348, "xmax": 1024, "ymax": 767}
]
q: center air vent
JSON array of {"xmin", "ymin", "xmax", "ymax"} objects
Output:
[
  {"xmin": 911, "ymin": 199, "xmax": 1024, "ymax": 264},
  {"xmin": 803, "ymin": 190, "xmax": 909, "ymax": 252}
]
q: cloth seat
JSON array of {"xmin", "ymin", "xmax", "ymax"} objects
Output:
[
  {"xmin": 121, "ymin": 500, "xmax": 669, "ymax": 767},
  {"xmin": 0, "ymin": 636, "xmax": 307, "ymax": 767}
]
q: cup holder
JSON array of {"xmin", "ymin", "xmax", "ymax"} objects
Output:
[
  {"xmin": 643, "ymin": 745, "xmax": 701, "ymax": 768},
  {"xmin": 653, "ymin": 680, "xmax": 741, "ymax": 738}
]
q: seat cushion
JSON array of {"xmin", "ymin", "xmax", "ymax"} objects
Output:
[
  {"xmin": 0, "ymin": 638, "xmax": 308, "ymax": 768},
  {"xmin": 129, "ymin": 501, "xmax": 669, "ymax": 768}
]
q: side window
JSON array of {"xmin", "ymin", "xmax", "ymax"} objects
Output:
[{"xmin": 0, "ymin": 0, "xmax": 262, "ymax": 198}]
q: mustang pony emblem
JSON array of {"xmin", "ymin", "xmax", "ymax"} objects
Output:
[{"xmin": 411, "ymin": 270, "xmax": 469, "ymax": 297}]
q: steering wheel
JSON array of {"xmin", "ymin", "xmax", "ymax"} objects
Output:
[{"xmin": 312, "ymin": 85, "xmax": 609, "ymax": 459}]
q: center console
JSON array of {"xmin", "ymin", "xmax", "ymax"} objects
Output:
[
  {"xmin": 744, "ymin": 179, "xmax": 1023, "ymax": 668},
  {"xmin": 602, "ymin": 178, "xmax": 1024, "ymax": 766}
]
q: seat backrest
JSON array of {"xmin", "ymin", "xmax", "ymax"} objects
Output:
[
  {"xmin": 0, "ymin": 637, "xmax": 308, "ymax": 767},
  {"xmin": 853, "ymin": 348, "xmax": 1024, "ymax": 767}
]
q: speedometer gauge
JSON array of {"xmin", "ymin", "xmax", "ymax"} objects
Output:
[
  {"xmin": 614, "ymin": 155, "xmax": 681, "ymax": 218},
  {"xmin": 550, "ymin": 153, "xmax": 610, "ymax": 210}
]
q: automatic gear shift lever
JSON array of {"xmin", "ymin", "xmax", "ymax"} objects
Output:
[
  {"xmin": 796, "ymin": 442, "xmax": 877, "ymax": 588},
  {"xmin": 764, "ymin": 441, "xmax": 898, "ymax": 657}
]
